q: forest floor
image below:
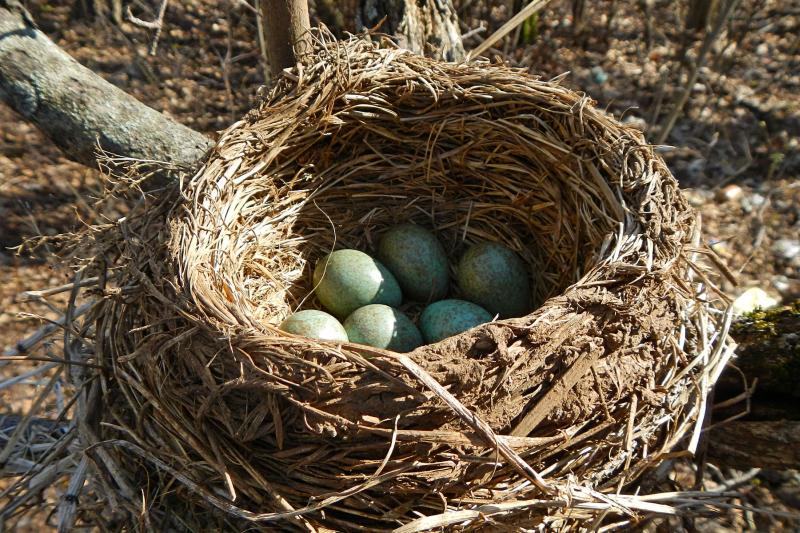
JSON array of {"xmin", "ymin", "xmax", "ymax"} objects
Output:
[{"xmin": 0, "ymin": 0, "xmax": 798, "ymax": 531}]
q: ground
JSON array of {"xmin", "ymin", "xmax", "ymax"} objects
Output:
[{"xmin": 0, "ymin": 0, "xmax": 798, "ymax": 530}]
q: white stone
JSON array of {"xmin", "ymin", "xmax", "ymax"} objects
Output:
[
  {"xmin": 732, "ymin": 287, "xmax": 779, "ymax": 316},
  {"xmin": 741, "ymin": 192, "xmax": 766, "ymax": 213},
  {"xmin": 772, "ymin": 275, "xmax": 791, "ymax": 295},
  {"xmin": 715, "ymin": 184, "xmax": 743, "ymax": 202},
  {"xmin": 773, "ymin": 239, "xmax": 800, "ymax": 262}
]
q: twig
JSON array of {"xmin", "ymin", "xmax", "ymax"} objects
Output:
[
  {"xmin": 0, "ymin": 367, "xmax": 64, "ymax": 466},
  {"xmin": 233, "ymin": 0, "xmax": 257, "ymax": 14},
  {"xmin": 460, "ymin": 25, "xmax": 486, "ymax": 42},
  {"xmin": 655, "ymin": 0, "xmax": 742, "ymax": 144},
  {"xmin": 0, "ymin": 362, "xmax": 58, "ymax": 391},
  {"xmin": 56, "ymin": 456, "xmax": 89, "ymax": 533},
  {"xmin": 19, "ymin": 277, "xmax": 98, "ymax": 302},
  {"xmin": 468, "ymin": 0, "xmax": 551, "ymax": 59},
  {"xmin": 126, "ymin": 0, "xmax": 170, "ymax": 55},
  {"xmin": 2, "ymin": 302, "xmax": 93, "ymax": 358},
  {"xmin": 719, "ymin": 468, "xmax": 761, "ymax": 491}
]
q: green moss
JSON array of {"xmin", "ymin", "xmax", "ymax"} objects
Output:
[
  {"xmin": 732, "ymin": 301, "xmax": 800, "ymax": 340},
  {"xmin": 731, "ymin": 301, "xmax": 800, "ymax": 399}
]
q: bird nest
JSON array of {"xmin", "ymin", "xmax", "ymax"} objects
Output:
[{"xmin": 46, "ymin": 35, "xmax": 734, "ymax": 531}]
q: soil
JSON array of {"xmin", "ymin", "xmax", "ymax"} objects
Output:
[{"xmin": 1, "ymin": 0, "xmax": 798, "ymax": 531}]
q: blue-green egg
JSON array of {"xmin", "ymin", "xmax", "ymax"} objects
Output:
[
  {"xmin": 377, "ymin": 224, "xmax": 450, "ymax": 303},
  {"xmin": 279, "ymin": 310, "xmax": 348, "ymax": 342},
  {"xmin": 313, "ymin": 249, "xmax": 402, "ymax": 318},
  {"xmin": 343, "ymin": 304, "xmax": 423, "ymax": 353},
  {"xmin": 456, "ymin": 242, "xmax": 531, "ymax": 318},
  {"xmin": 419, "ymin": 299, "xmax": 493, "ymax": 343}
]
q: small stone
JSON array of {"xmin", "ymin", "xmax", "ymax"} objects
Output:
[
  {"xmin": 590, "ymin": 66, "xmax": 608, "ymax": 85},
  {"xmin": 741, "ymin": 192, "xmax": 766, "ymax": 213},
  {"xmin": 709, "ymin": 240, "xmax": 731, "ymax": 258},
  {"xmin": 685, "ymin": 188, "xmax": 712, "ymax": 208},
  {"xmin": 715, "ymin": 184, "xmax": 743, "ymax": 202},
  {"xmin": 687, "ymin": 158, "xmax": 706, "ymax": 180},
  {"xmin": 771, "ymin": 275, "xmax": 791, "ymax": 295},
  {"xmin": 772, "ymin": 239, "xmax": 800, "ymax": 263},
  {"xmin": 732, "ymin": 287, "xmax": 779, "ymax": 316}
]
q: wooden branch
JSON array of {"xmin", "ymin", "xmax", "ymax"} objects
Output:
[
  {"xmin": 707, "ymin": 421, "xmax": 800, "ymax": 470},
  {"xmin": 469, "ymin": 0, "xmax": 551, "ymax": 58},
  {"xmin": 260, "ymin": 0, "xmax": 311, "ymax": 78},
  {"xmin": 0, "ymin": 1, "xmax": 212, "ymax": 170},
  {"xmin": 126, "ymin": 0, "xmax": 170, "ymax": 55},
  {"xmin": 728, "ymin": 303, "xmax": 800, "ymax": 400},
  {"xmin": 706, "ymin": 303, "xmax": 800, "ymax": 469}
]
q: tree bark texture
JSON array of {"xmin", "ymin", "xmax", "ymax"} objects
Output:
[
  {"xmin": 706, "ymin": 303, "xmax": 800, "ymax": 469},
  {"xmin": 357, "ymin": 0, "xmax": 464, "ymax": 61},
  {"xmin": 729, "ymin": 303, "xmax": 800, "ymax": 400},
  {"xmin": 261, "ymin": 0, "xmax": 312, "ymax": 78},
  {"xmin": 0, "ymin": 1, "xmax": 212, "ymax": 170},
  {"xmin": 707, "ymin": 421, "xmax": 800, "ymax": 470}
]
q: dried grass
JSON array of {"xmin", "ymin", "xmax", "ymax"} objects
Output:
[{"xmin": 4, "ymin": 32, "xmax": 735, "ymax": 531}]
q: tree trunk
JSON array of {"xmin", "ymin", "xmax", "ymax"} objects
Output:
[
  {"xmin": 357, "ymin": 0, "xmax": 464, "ymax": 61},
  {"xmin": 0, "ymin": 1, "xmax": 211, "ymax": 170}
]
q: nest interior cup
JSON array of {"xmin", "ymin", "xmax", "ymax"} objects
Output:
[{"xmin": 88, "ymin": 35, "xmax": 730, "ymax": 531}]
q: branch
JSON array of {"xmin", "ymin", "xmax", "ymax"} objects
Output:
[
  {"xmin": 728, "ymin": 302, "xmax": 800, "ymax": 400},
  {"xmin": 0, "ymin": 1, "xmax": 212, "ymax": 170},
  {"xmin": 469, "ymin": 0, "xmax": 550, "ymax": 58},
  {"xmin": 126, "ymin": 0, "xmax": 170, "ymax": 55},
  {"xmin": 260, "ymin": 0, "xmax": 311, "ymax": 78},
  {"xmin": 707, "ymin": 421, "xmax": 800, "ymax": 470}
]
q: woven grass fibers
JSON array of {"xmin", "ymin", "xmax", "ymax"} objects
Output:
[{"xmin": 75, "ymin": 35, "xmax": 732, "ymax": 531}]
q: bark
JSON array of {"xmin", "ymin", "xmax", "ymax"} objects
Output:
[
  {"xmin": 261, "ymin": 0, "xmax": 312, "ymax": 78},
  {"xmin": 727, "ymin": 303, "xmax": 800, "ymax": 400},
  {"xmin": 707, "ymin": 303, "xmax": 800, "ymax": 469},
  {"xmin": 357, "ymin": 0, "xmax": 464, "ymax": 61},
  {"xmin": 0, "ymin": 1, "xmax": 211, "ymax": 170},
  {"xmin": 707, "ymin": 421, "xmax": 800, "ymax": 470}
]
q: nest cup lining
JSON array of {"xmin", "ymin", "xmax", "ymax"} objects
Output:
[
  {"xmin": 72, "ymin": 33, "xmax": 731, "ymax": 530},
  {"xmin": 186, "ymin": 84, "xmax": 621, "ymax": 329}
]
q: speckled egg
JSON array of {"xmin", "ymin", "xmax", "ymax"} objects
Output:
[
  {"xmin": 377, "ymin": 224, "xmax": 450, "ymax": 303},
  {"xmin": 343, "ymin": 304, "xmax": 423, "ymax": 353},
  {"xmin": 419, "ymin": 299, "xmax": 493, "ymax": 343},
  {"xmin": 456, "ymin": 242, "xmax": 531, "ymax": 318},
  {"xmin": 279, "ymin": 310, "xmax": 349, "ymax": 342},
  {"xmin": 313, "ymin": 249, "xmax": 402, "ymax": 318}
]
